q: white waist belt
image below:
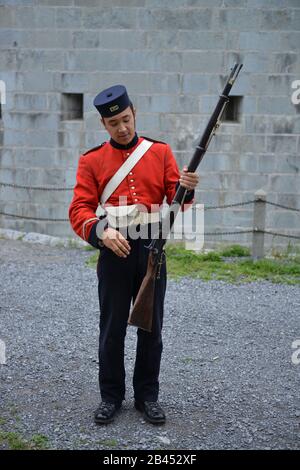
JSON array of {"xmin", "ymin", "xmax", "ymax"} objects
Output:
[{"xmin": 103, "ymin": 205, "xmax": 160, "ymax": 228}]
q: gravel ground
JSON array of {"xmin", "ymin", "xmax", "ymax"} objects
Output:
[{"xmin": 0, "ymin": 238, "xmax": 300, "ymax": 450}]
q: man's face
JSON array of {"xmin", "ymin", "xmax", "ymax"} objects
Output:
[{"xmin": 102, "ymin": 106, "xmax": 136, "ymax": 145}]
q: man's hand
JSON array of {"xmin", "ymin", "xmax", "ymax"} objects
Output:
[
  {"xmin": 102, "ymin": 227, "xmax": 131, "ymax": 258},
  {"xmin": 179, "ymin": 166, "xmax": 199, "ymax": 191}
]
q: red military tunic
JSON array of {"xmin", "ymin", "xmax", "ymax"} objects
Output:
[{"xmin": 69, "ymin": 136, "xmax": 193, "ymax": 244}]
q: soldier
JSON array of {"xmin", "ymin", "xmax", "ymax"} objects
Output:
[{"xmin": 69, "ymin": 85, "xmax": 199, "ymax": 425}]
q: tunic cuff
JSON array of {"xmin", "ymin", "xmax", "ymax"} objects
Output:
[{"xmin": 88, "ymin": 217, "xmax": 108, "ymax": 249}]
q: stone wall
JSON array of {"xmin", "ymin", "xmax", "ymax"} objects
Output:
[{"xmin": 0, "ymin": 0, "xmax": 299, "ymax": 248}]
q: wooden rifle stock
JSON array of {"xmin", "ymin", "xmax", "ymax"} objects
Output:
[
  {"xmin": 128, "ymin": 63, "xmax": 243, "ymax": 332},
  {"xmin": 127, "ymin": 251, "xmax": 158, "ymax": 332}
]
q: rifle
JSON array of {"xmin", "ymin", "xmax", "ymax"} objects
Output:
[{"xmin": 128, "ymin": 63, "xmax": 243, "ymax": 332}]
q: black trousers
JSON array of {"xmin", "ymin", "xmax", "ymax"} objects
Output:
[{"xmin": 96, "ymin": 230, "xmax": 167, "ymax": 405}]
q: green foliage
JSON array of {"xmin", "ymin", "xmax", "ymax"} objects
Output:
[
  {"xmin": 86, "ymin": 244, "xmax": 300, "ymax": 284},
  {"xmin": 86, "ymin": 251, "xmax": 99, "ymax": 268},
  {"xmin": 165, "ymin": 244, "xmax": 300, "ymax": 284},
  {"xmin": 218, "ymin": 244, "xmax": 251, "ymax": 257},
  {"xmin": 99, "ymin": 439, "xmax": 118, "ymax": 447},
  {"xmin": 0, "ymin": 431, "xmax": 49, "ymax": 450},
  {"xmin": 30, "ymin": 434, "xmax": 49, "ymax": 449}
]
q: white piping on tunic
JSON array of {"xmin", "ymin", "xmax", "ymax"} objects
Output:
[{"xmin": 82, "ymin": 217, "xmax": 99, "ymax": 241}]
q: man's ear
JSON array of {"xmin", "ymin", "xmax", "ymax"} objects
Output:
[{"xmin": 100, "ymin": 117, "xmax": 106, "ymax": 129}]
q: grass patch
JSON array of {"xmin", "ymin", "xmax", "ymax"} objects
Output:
[
  {"xmin": 0, "ymin": 431, "xmax": 49, "ymax": 450},
  {"xmin": 99, "ymin": 439, "xmax": 118, "ymax": 447},
  {"xmin": 218, "ymin": 244, "xmax": 251, "ymax": 257},
  {"xmin": 86, "ymin": 244, "xmax": 300, "ymax": 284},
  {"xmin": 30, "ymin": 434, "xmax": 49, "ymax": 449},
  {"xmin": 165, "ymin": 244, "xmax": 300, "ymax": 284},
  {"xmin": 0, "ymin": 431, "xmax": 30, "ymax": 450},
  {"xmin": 86, "ymin": 251, "xmax": 99, "ymax": 268}
]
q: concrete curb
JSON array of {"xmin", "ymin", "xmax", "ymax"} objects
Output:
[{"xmin": 0, "ymin": 228, "xmax": 88, "ymax": 249}]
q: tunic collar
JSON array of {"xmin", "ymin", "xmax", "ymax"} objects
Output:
[{"xmin": 110, "ymin": 133, "xmax": 139, "ymax": 150}]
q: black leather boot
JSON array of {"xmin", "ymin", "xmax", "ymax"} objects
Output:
[
  {"xmin": 94, "ymin": 402, "xmax": 121, "ymax": 424},
  {"xmin": 135, "ymin": 401, "xmax": 166, "ymax": 425}
]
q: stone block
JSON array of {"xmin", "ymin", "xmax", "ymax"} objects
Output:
[
  {"xmin": 197, "ymin": 173, "xmax": 224, "ymax": 190},
  {"xmin": 222, "ymin": 191, "xmax": 256, "ymax": 205},
  {"xmin": 4, "ymin": 111, "xmax": 58, "ymax": 131},
  {"xmin": 209, "ymin": 135, "xmax": 233, "ymax": 153},
  {"xmin": 197, "ymin": 190, "xmax": 220, "ymax": 208},
  {"xmin": 146, "ymin": 30, "xmax": 179, "ymax": 51},
  {"xmin": 178, "ymin": 31, "xmax": 226, "ymax": 50},
  {"xmin": 257, "ymin": 154, "xmax": 277, "ymax": 173},
  {"xmin": 243, "ymin": 52, "xmax": 272, "ymax": 73},
  {"xmin": 260, "ymin": 9, "xmax": 299, "ymax": 31},
  {"xmin": 15, "ymin": 6, "xmax": 55, "ymax": 28},
  {"xmin": 281, "ymin": 32, "xmax": 300, "ymax": 51},
  {"xmin": 274, "ymin": 53, "xmax": 300, "ymax": 74},
  {"xmin": 84, "ymin": 131, "xmax": 107, "ymax": 149},
  {"xmin": 82, "ymin": 7, "xmax": 137, "ymax": 29},
  {"xmin": 223, "ymin": 209, "xmax": 253, "ymax": 226},
  {"xmin": 248, "ymin": 0, "xmax": 300, "ymax": 7},
  {"xmin": 56, "ymin": 7, "xmax": 82, "ymax": 28},
  {"xmin": 266, "ymin": 74, "xmax": 296, "ymax": 96},
  {"xmin": 271, "ymin": 116, "xmax": 300, "ymax": 135},
  {"xmin": 0, "ymin": 149, "xmax": 14, "ymax": 167},
  {"xmin": 100, "ymin": 30, "xmax": 147, "ymax": 49},
  {"xmin": 136, "ymin": 113, "xmax": 160, "ymax": 132},
  {"xmin": 72, "ymin": 30, "xmax": 101, "ymax": 49},
  {"xmin": 269, "ymin": 210, "xmax": 300, "ymax": 229},
  {"xmin": 200, "ymin": 153, "xmax": 237, "ymax": 172},
  {"xmin": 270, "ymin": 174, "xmax": 300, "ymax": 193},
  {"xmin": 239, "ymin": 32, "xmax": 281, "ymax": 51},
  {"xmin": 138, "ymin": 8, "xmax": 213, "ymax": 31},
  {"xmin": 183, "ymin": 51, "xmax": 223, "ymax": 73},
  {"xmin": 0, "ymin": 49, "xmax": 17, "ymax": 70},
  {"xmin": 245, "ymin": 114, "xmax": 271, "ymax": 134},
  {"xmin": 257, "ymin": 96, "xmax": 294, "ymax": 115},
  {"xmin": 18, "ymin": 148, "xmax": 57, "ymax": 168},
  {"xmin": 58, "ymin": 130, "xmax": 85, "ymax": 149},
  {"xmin": 16, "ymin": 49, "xmax": 64, "ymax": 72},
  {"xmin": 204, "ymin": 209, "xmax": 223, "ymax": 227},
  {"xmin": 38, "ymin": 0, "xmax": 74, "ymax": 5},
  {"xmin": 0, "ymin": 6, "xmax": 15, "ymax": 27},
  {"xmin": 241, "ymin": 96, "xmax": 257, "ymax": 114},
  {"xmin": 148, "ymin": 73, "xmax": 181, "ymax": 94},
  {"xmin": 239, "ymin": 174, "xmax": 269, "ymax": 191},
  {"xmin": 276, "ymin": 193, "xmax": 300, "ymax": 210},
  {"xmin": 58, "ymin": 72, "xmax": 89, "ymax": 93},
  {"xmin": 239, "ymin": 135, "xmax": 266, "ymax": 153},
  {"xmin": 56, "ymin": 149, "xmax": 80, "ymax": 168},
  {"xmin": 75, "ymin": 0, "xmax": 144, "ymax": 5},
  {"xmin": 22, "ymin": 72, "xmax": 53, "ymax": 92},
  {"xmin": 182, "ymin": 74, "xmax": 211, "ymax": 95},
  {"xmin": 276, "ymin": 155, "xmax": 300, "ymax": 174},
  {"xmin": 239, "ymin": 154, "xmax": 259, "ymax": 172},
  {"xmin": 146, "ymin": 0, "xmax": 222, "ymax": 6},
  {"xmin": 218, "ymin": 8, "xmax": 260, "ymax": 30},
  {"xmin": 13, "ymin": 93, "xmax": 47, "ymax": 111},
  {"xmin": 266, "ymin": 135, "xmax": 297, "ymax": 154}
]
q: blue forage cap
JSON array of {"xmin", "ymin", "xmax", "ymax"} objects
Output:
[{"xmin": 93, "ymin": 84, "xmax": 131, "ymax": 117}]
